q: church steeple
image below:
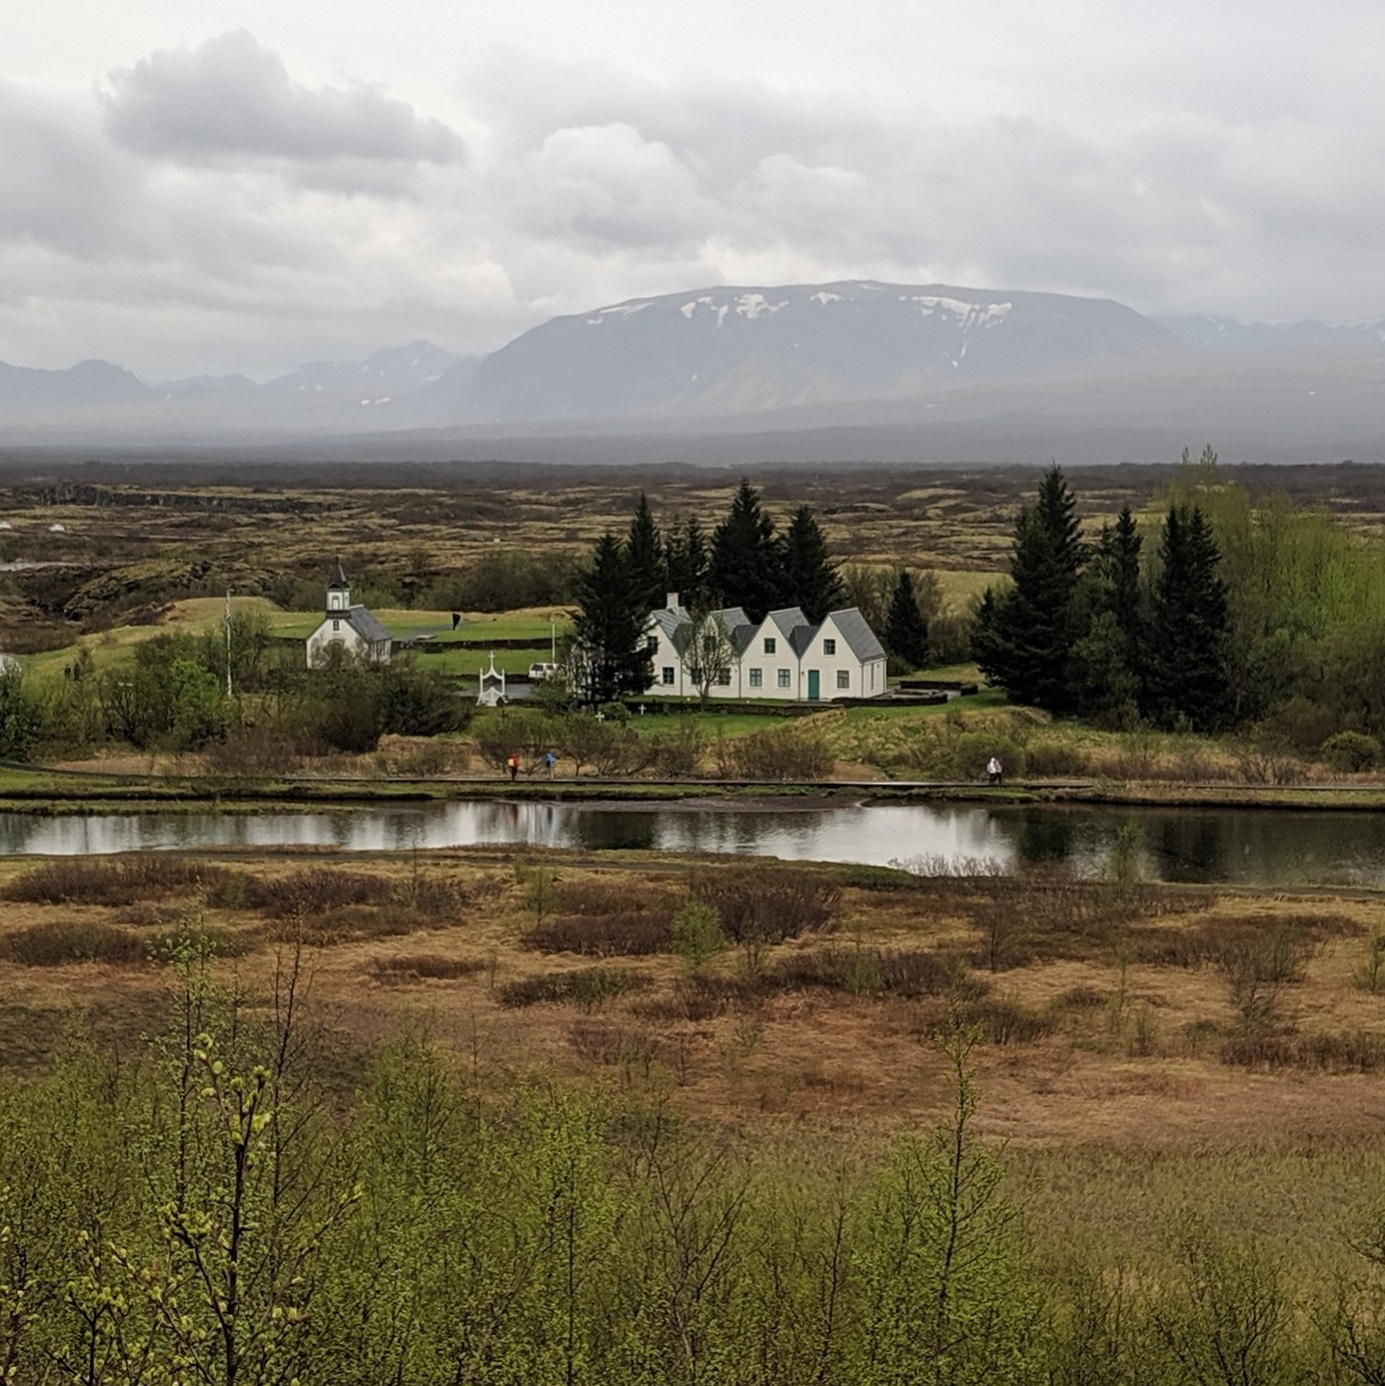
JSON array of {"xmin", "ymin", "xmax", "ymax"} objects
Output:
[{"xmin": 326, "ymin": 559, "xmax": 350, "ymax": 612}]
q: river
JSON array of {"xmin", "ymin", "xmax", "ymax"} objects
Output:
[{"xmin": 1, "ymin": 799, "xmax": 1383, "ymax": 888}]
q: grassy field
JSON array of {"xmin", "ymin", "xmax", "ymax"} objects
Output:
[{"xmin": 2, "ymin": 843, "xmax": 1385, "ymax": 1288}]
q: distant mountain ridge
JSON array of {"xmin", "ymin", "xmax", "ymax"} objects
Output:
[
  {"xmin": 445, "ymin": 280, "xmax": 1182, "ymax": 424},
  {"xmin": 1156, "ymin": 314, "xmax": 1385, "ymax": 353},
  {"xmin": 4, "ymin": 285, "xmax": 1385, "ymax": 462}
]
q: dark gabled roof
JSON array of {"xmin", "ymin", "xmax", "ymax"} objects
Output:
[
  {"xmin": 759, "ymin": 607, "xmax": 814, "ymax": 658},
  {"xmin": 825, "ymin": 607, "xmax": 886, "ymax": 662},
  {"xmin": 328, "ymin": 558, "xmax": 350, "ymax": 591},
  {"xmin": 727, "ymin": 622, "xmax": 758, "ymax": 656},
  {"xmin": 346, "ymin": 605, "xmax": 391, "ymax": 644},
  {"xmin": 650, "ymin": 607, "xmax": 686, "ymax": 642}
]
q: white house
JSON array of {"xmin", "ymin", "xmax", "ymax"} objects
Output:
[
  {"xmin": 645, "ymin": 594, "xmax": 887, "ymax": 702},
  {"xmin": 305, "ymin": 561, "xmax": 392, "ymax": 667}
]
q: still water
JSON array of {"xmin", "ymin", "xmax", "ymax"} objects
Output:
[{"xmin": 0, "ymin": 799, "xmax": 1383, "ymax": 888}]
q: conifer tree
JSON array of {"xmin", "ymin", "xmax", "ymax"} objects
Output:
[
  {"xmin": 971, "ymin": 465, "xmax": 1085, "ymax": 711},
  {"xmin": 1144, "ymin": 504, "xmax": 1233, "ymax": 730},
  {"xmin": 663, "ymin": 515, "xmax": 710, "ymax": 609},
  {"xmin": 1069, "ymin": 508, "xmax": 1145, "ymax": 721},
  {"xmin": 779, "ymin": 505, "xmax": 844, "ymax": 621},
  {"xmin": 624, "ymin": 493, "xmax": 664, "ymax": 615},
  {"xmin": 572, "ymin": 534, "xmax": 652, "ymax": 705},
  {"xmin": 709, "ymin": 481, "xmax": 783, "ymax": 622},
  {"xmin": 884, "ymin": 569, "xmax": 930, "ymax": 671}
]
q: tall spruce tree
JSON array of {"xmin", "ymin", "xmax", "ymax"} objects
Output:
[
  {"xmin": 779, "ymin": 505, "xmax": 844, "ymax": 621},
  {"xmin": 1144, "ymin": 504, "xmax": 1233, "ymax": 730},
  {"xmin": 971, "ymin": 465, "xmax": 1086, "ymax": 711},
  {"xmin": 572, "ymin": 534, "xmax": 652, "ymax": 705},
  {"xmin": 709, "ymin": 481, "xmax": 783, "ymax": 622},
  {"xmin": 1069, "ymin": 508, "xmax": 1145, "ymax": 721},
  {"xmin": 884, "ymin": 569, "xmax": 930, "ymax": 671},
  {"xmin": 663, "ymin": 515, "xmax": 710, "ymax": 610},
  {"xmin": 624, "ymin": 493, "xmax": 665, "ymax": 614}
]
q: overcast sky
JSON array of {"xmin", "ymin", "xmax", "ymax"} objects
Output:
[{"xmin": 3, "ymin": 1, "xmax": 1383, "ymax": 379}]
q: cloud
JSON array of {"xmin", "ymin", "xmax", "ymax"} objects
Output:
[
  {"xmin": 6, "ymin": 25, "xmax": 1385, "ymax": 379},
  {"xmin": 103, "ymin": 31, "xmax": 465, "ymax": 166}
]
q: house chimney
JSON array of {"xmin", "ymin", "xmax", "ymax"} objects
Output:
[{"xmin": 666, "ymin": 591, "xmax": 680, "ymax": 610}]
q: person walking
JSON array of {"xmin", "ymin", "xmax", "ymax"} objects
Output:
[
  {"xmin": 507, "ymin": 751, "xmax": 521, "ymax": 782},
  {"xmin": 544, "ymin": 749, "xmax": 557, "ymax": 779},
  {"xmin": 987, "ymin": 755, "xmax": 1003, "ymax": 786}
]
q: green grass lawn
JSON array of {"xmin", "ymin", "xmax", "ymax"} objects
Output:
[
  {"xmin": 625, "ymin": 710, "xmax": 789, "ymax": 739},
  {"xmin": 20, "ymin": 601, "xmax": 572, "ymax": 682},
  {"xmin": 272, "ymin": 609, "xmax": 568, "ymax": 645},
  {"xmin": 415, "ymin": 645, "xmax": 555, "ymax": 677}
]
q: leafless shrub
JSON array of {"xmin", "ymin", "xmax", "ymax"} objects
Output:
[
  {"xmin": 648, "ymin": 721, "xmax": 707, "ymax": 778},
  {"xmin": 497, "ymin": 966, "xmax": 652, "ymax": 1010},
  {"xmin": 1284, "ymin": 1031, "xmax": 1385, "ymax": 1072},
  {"xmin": 260, "ymin": 905, "xmax": 430, "ymax": 945},
  {"xmin": 553, "ymin": 878, "xmax": 676, "ymax": 916},
  {"xmin": 522, "ymin": 911, "xmax": 673, "ymax": 956},
  {"xmin": 203, "ymin": 727, "xmax": 300, "ymax": 777},
  {"xmin": 631, "ymin": 973, "xmax": 744, "ymax": 1021},
  {"xmin": 1135, "ymin": 914, "xmax": 1340, "ymax": 974},
  {"xmin": 243, "ymin": 867, "xmax": 472, "ymax": 920},
  {"xmin": 3, "ymin": 855, "xmax": 229, "ymax": 906},
  {"xmin": 0, "ymin": 920, "xmax": 149, "ymax": 966},
  {"xmin": 716, "ymin": 724, "xmax": 834, "ymax": 781},
  {"xmin": 1232, "ymin": 744, "xmax": 1309, "ymax": 786},
  {"xmin": 1054, "ymin": 984, "xmax": 1107, "ymax": 1011},
  {"xmin": 691, "ymin": 867, "xmax": 840, "ymax": 945},
  {"xmin": 244, "ymin": 868, "xmax": 395, "ymax": 917},
  {"xmin": 762, "ymin": 946, "xmax": 961, "ymax": 999},
  {"xmin": 367, "ymin": 953, "xmax": 486, "ymax": 982},
  {"xmin": 956, "ymin": 996, "xmax": 1054, "ymax": 1045},
  {"xmin": 567, "ymin": 1021, "xmax": 664, "ymax": 1070}
]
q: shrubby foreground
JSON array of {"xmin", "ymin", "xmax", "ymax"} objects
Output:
[{"xmin": 4, "ymin": 943, "xmax": 1385, "ymax": 1385}]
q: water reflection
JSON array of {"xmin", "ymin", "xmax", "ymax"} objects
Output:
[{"xmin": 0, "ymin": 800, "xmax": 1380, "ymax": 889}]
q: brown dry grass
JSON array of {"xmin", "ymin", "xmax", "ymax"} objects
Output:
[{"xmin": 3, "ymin": 846, "xmax": 1385, "ymax": 1153}]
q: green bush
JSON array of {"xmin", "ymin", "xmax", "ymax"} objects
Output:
[{"xmin": 1319, "ymin": 729, "xmax": 1381, "ymax": 773}]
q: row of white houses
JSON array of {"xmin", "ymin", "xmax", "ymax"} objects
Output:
[
  {"xmin": 645, "ymin": 593, "xmax": 888, "ymax": 702},
  {"xmin": 304, "ymin": 566, "xmax": 891, "ymax": 704}
]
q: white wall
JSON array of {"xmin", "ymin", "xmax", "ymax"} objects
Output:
[{"xmin": 643, "ymin": 610, "xmax": 885, "ymax": 701}]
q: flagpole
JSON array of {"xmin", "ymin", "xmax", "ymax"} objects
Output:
[{"xmin": 224, "ymin": 591, "xmax": 233, "ymax": 698}]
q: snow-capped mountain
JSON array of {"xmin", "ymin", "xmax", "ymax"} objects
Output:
[{"xmin": 444, "ymin": 281, "xmax": 1181, "ymax": 423}]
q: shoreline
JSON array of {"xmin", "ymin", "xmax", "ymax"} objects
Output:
[{"xmin": 0, "ymin": 765, "xmax": 1383, "ymax": 815}]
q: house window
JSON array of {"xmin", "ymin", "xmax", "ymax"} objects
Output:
[
  {"xmin": 749, "ymin": 668, "xmax": 763, "ymax": 688},
  {"xmin": 763, "ymin": 637, "xmax": 776, "ymax": 654},
  {"xmin": 837, "ymin": 669, "xmax": 850, "ymax": 689},
  {"xmin": 823, "ymin": 638, "xmax": 836, "ymax": 655},
  {"xmin": 777, "ymin": 668, "xmax": 791, "ymax": 689},
  {"xmin": 716, "ymin": 668, "xmax": 731, "ymax": 686},
  {"xmin": 661, "ymin": 667, "xmax": 675, "ymax": 685},
  {"xmin": 646, "ymin": 636, "xmax": 659, "ymax": 653},
  {"xmin": 331, "ymin": 618, "xmax": 340, "ymax": 632}
]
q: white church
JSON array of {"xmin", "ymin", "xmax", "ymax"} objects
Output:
[
  {"xmin": 305, "ymin": 561, "xmax": 392, "ymax": 668},
  {"xmin": 645, "ymin": 593, "xmax": 887, "ymax": 702}
]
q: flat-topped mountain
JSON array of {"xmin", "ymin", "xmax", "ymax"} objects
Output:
[
  {"xmin": 445, "ymin": 281, "xmax": 1182, "ymax": 424},
  {"xmin": 5, "ymin": 286, "xmax": 1385, "ymax": 461}
]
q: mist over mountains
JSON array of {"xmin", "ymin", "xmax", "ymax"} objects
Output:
[{"xmin": 3, "ymin": 282, "xmax": 1385, "ymax": 464}]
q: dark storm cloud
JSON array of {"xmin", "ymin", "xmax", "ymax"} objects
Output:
[{"xmin": 103, "ymin": 31, "xmax": 465, "ymax": 165}]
